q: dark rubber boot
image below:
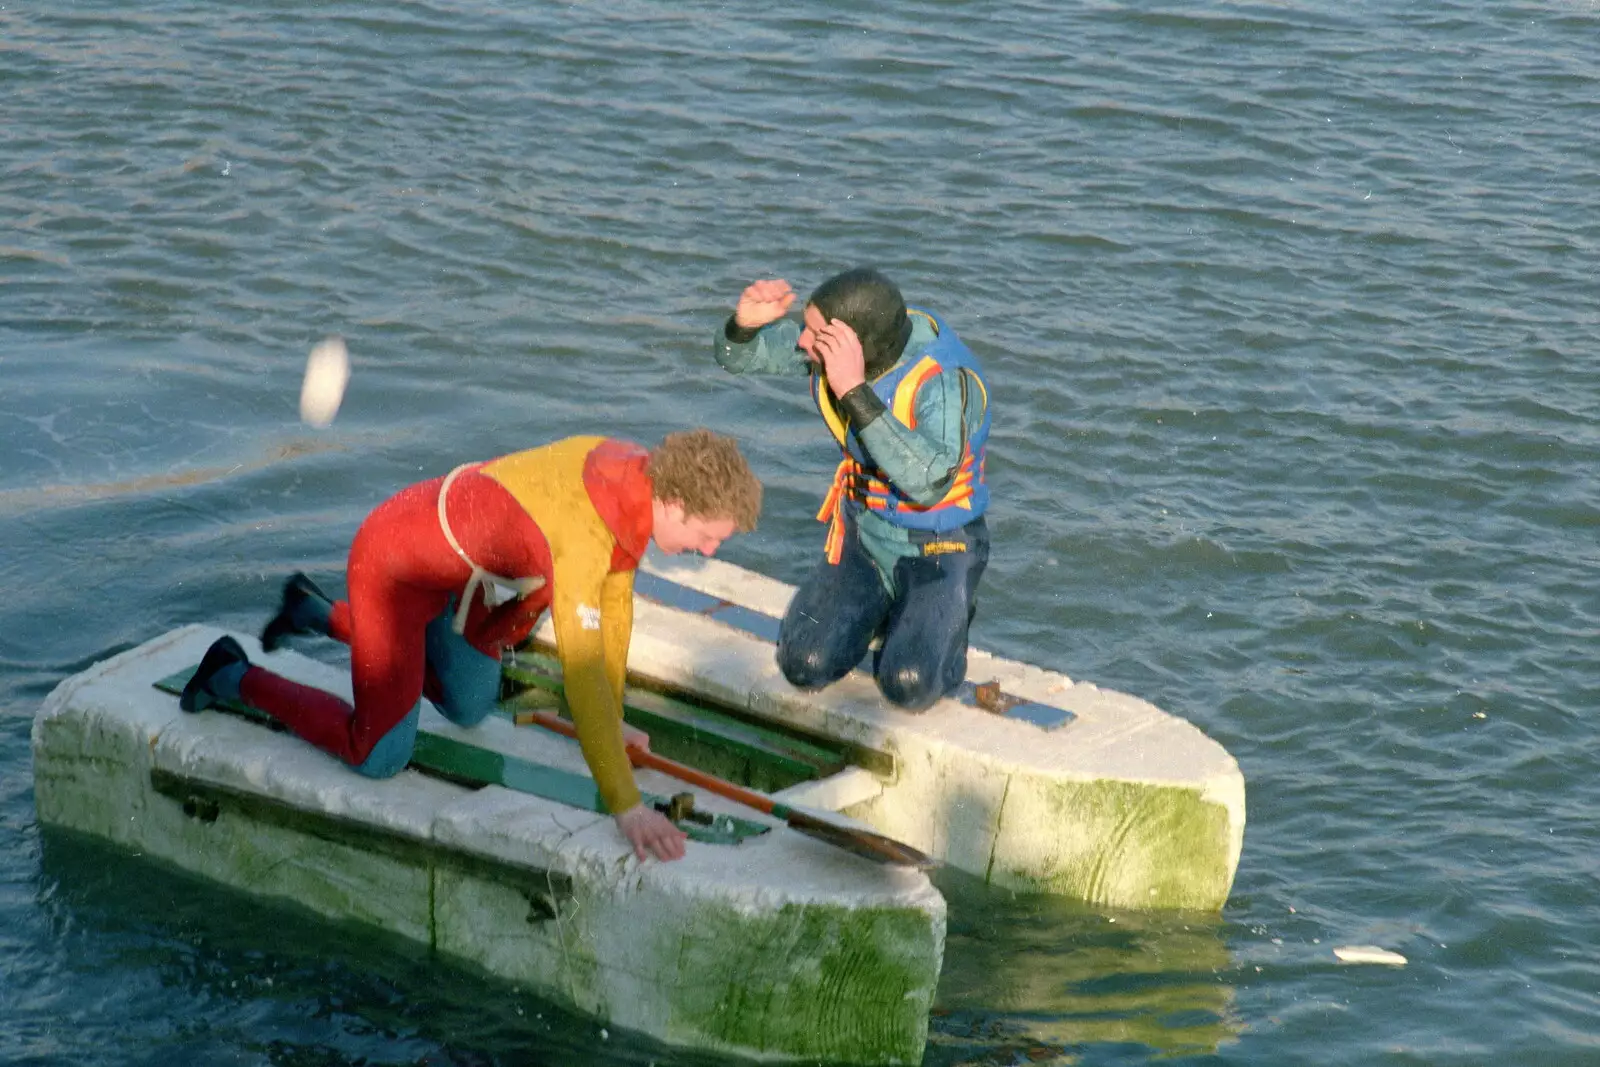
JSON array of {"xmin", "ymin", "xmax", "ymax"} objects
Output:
[
  {"xmin": 260, "ymin": 572, "xmax": 334, "ymax": 652},
  {"xmin": 180, "ymin": 636, "xmax": 251, "ymax": 713}
]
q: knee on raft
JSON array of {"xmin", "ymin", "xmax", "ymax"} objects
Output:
[
  {"xmin": 351, "ymin": 704, "xmax": 422, "ymax": 779},
  {"xmin": 876, "ymin": 663, "xmax": 943, "ymax": 713},
  {"xmin": 776, "ymin": 641, "xmax": 844, "ymax": 691}
]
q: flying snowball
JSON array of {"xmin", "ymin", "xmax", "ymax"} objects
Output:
[
  {"xmin": 1333, "ymin": 945, "xmax": 1407, "ymax": 966},
  {"xmin": 299, "ymin": 336, "xmax": 350, "ymax": 428}
]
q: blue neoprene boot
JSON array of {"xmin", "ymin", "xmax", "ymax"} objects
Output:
[
  {"xmin": 179, "ymin": 636, "xmax": 250, "ymax": 712},
  {"xmin": 260, "ymin": 572, "xmax": 334, "ymax": 651}
]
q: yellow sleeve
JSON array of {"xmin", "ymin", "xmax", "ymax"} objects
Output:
[
  {"xmin": 549, "ymin": 546, "xmax": 641, "ymax": 815},
  {"xmin": 600, "ymin": 568, "xmax": 635, "ymax": 710}
]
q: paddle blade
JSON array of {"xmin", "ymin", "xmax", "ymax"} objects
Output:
[{"xmin": 782, "ymin": 807, "xmax": 938, "ymax": 869}]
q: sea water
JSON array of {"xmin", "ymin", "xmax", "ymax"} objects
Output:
[{"xmin": 2, "ymin": 2, "xmax": 1596, "ymax": 1063}]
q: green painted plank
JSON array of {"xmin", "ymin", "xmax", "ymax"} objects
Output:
[
  {"xmin": 152, "ymin": 668, "xmax": 769, "ymax": 846},
  {"xmin": 628, "ymin": 688, "xmax": 843, "ymax": 772},
  {"xmin": 507, "ymin": 641, "xmax": 898, "ymax": 779},
  {"xmin": 498, "ymin": 690, "xmax": 805, "ymax": 796},
  {"xmin": 503, "ymin": 653, "xmax": 846, "ymax": 776},
  {"xmin": 408, "ymin": 731, "xmax": 603, "ymax": 810}
]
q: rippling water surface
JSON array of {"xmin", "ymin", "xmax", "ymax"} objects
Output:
[{"xmin": 3, "ymin": 2, "xmax": 1597, "ymax": 1064}]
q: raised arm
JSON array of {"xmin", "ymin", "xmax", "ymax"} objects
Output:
[{"xmin": 713, "ymin": 278, "xmax": 812, "ymax": 376}]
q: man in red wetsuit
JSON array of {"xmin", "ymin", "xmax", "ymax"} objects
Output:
[{"xmin": 180, "ymin": 430, "xmax": 762, "ymax": 863}]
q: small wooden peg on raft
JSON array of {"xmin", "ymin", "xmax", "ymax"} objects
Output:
[{"xmin": 973, "ymin": 681, "xmax": 1014, "ymax": 714}]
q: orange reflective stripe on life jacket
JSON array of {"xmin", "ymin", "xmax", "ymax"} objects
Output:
[
  {"xmin": 809, "ymin": 307, "xmax": 990, "ymax": 557},
  {"xmin": 890, "ymin": 355, "xmax": 941, "ymax": 429},
  {"xmin": 815, "ymin": 456, "xmax": 857, "ymax": 564}
]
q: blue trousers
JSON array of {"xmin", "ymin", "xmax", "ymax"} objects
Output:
[
  {"xmin": 356, "ymin": 604, "xmax": 505, "ymax": 778},
  {"xmin": 777, "ymin": 512, "xmax": 989, "ymax": 712}
]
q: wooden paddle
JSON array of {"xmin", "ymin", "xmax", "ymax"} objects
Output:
[{"xmin": 512, "ymin": 707, "xmax": 935, "ymax": 869}]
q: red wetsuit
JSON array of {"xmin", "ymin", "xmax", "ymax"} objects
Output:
[{"xmin": 239, "ymin": 436, "xmax": 652, "ymax": 812}]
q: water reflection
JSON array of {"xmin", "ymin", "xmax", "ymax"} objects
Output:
[
  {"xmin": 35, "ymin": 830, "xmax": 1238, "ymax": 1066},
  {"xmin": 0, "ymin": 438, "xmax": 345, "ymax": 517},
  {"xmin": 928, "ymin": 869, "xmax": 1239, "ymax": 1065},
  {"xmin": 33, "ymin": 829, "xmax": 690, "ymax": 1067}
]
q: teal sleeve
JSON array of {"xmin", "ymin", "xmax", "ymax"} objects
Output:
[
  {"xmin": 856, "ymin": 367, "xmax": 970, "ymax": 505},
  {"xmin": 713, "ymin": 319, "xmax": 812, "ymax": 376}
]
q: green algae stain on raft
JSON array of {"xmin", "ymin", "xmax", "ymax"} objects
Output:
[
  {"xmin": 993, "ymin": 777, "xmax": 1241, "ymax": 911},
  {"xmin": 628, "ymin": 559, "xmax": 1246, "ymax": 913},
  {"xmin": 33, "ymin": 625, "xmax": 952, "ymax": 1065},
  {"xmin": 667, "ymin": 902, "xmax": 942, "ymax": 1064}
]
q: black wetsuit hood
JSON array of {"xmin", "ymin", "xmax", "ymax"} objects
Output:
[{"xmin": 808, "ymin": 268, "xmax": 913, "ymax": 380}]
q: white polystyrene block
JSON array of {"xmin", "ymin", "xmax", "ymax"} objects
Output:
[
  {"xmin": 33, "ymin": 623, "xmax": 945, "ymax": 1065},
  {"xmin": 626, "ymin": 559, "xmax": 1246, "ymax": 911},
  {"xmin": 773, "ymin": 766, "xmax": 884, "ymax": 812}
]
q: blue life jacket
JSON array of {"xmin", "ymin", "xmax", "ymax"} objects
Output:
[{"xmin": 811, "ymin": 308, "xmax": 990, "ymax": 560}]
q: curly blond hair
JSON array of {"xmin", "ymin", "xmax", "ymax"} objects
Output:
[{"xmin": 647, "ymin": 429, "xmax": 761, "ymax": 532}]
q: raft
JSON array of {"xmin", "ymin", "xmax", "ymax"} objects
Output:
[
  {"xmin": 32, "ymin": 625, "xmax": 944, "ymax": 1065},
  {"xmin": 31, "ymin": 556, "xmax": 1243, "ymax": 1064},
  {"xmin": 621, "ymin": 556, "xmax": 1245, "ymax": 912}
]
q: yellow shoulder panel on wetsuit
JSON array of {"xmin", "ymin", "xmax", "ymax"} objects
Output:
[{"xmin": 480, "ymin": 437, "xmax": 642, "ymax": 814}]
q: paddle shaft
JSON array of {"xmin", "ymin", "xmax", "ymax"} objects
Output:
[
  {"xmin": 512, "ymin": 707, "xmax": 933, "ymax": 867},
  {"xmin": 515, "ymin": 708, "xmax": 789, "ymax": 815}
]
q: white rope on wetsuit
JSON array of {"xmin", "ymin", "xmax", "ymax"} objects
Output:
[{"xmin": 438, "ymin": 464, "xmax": 546, "ymax": 635}]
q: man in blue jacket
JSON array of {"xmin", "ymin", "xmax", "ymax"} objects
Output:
[{"xmin": 713, "ymin": 268, "xmax": 991, "ymax": 711}]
